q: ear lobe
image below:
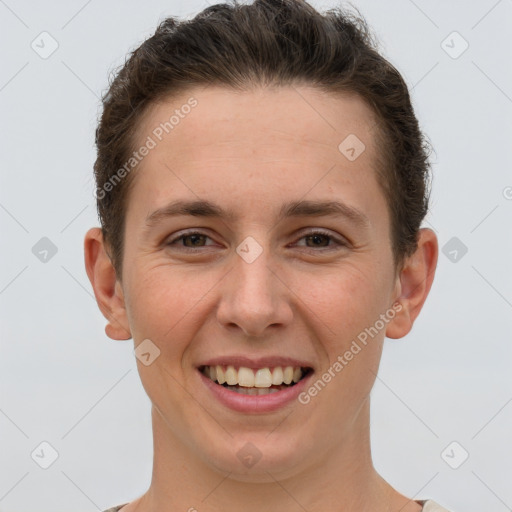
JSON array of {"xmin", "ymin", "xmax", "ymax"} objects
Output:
[
  {"xmin": 385, "ymin": 228, "xmax": 438, "ymax": 339},
  {"xmin": 84, "ymin": 227, "xmax": 132, "ymax": 341}
]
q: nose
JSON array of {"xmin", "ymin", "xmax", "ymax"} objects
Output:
[{"xmin": 216, "ymin": 245, "xmax": 293, "ymax": 338}]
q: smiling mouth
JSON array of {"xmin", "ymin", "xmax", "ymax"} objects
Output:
[{"xmin": 199, "ymin": 365, "xmax": 313, "ymax": 395}]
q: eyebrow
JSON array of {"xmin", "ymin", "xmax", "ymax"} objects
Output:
[{"xmin": 145, "ymin": 199, "xmax": 370, "ymax": 229}]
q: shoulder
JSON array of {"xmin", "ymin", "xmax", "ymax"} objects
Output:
[
  {"xmin": 102, "ymin": 505, "xmax": 128, "ymax": 512},
  {"xmin": 421, "ymin": 499, "xmax": 454, "ymax": 512},
  {"xmin": 104, "ymin": 499, "xmax": 455, "ymax": 512}
]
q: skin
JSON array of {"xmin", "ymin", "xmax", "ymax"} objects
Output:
[{"xmin": 84, "ymin": 85, "xmax": 438, "ymax": 512}]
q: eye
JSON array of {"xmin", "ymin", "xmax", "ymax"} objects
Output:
[
  {"xmin": 293, "ymin": 229, "xmax": 347, "ymax": 251},
  {"xmin": 166, "ymin": 230, "xmax": 217, "ymax": 250}
]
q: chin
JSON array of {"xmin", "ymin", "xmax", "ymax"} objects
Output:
[{"xmin": 199, "ymin": 433, "xmax": 310, "ymax": 481}]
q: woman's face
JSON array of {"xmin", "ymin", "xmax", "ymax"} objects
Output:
[{"xmin": 105, "ymin": 85, "xmax": 408, "ymax": 479}]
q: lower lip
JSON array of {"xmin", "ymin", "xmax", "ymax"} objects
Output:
[{"xmin": 198, "ymin": 369, "xmax": 314, "ymax": 413}]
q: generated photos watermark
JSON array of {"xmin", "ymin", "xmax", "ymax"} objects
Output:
[
  {"xmin": 94, "ymin": 96, "xmax": 198, "ymax": 200},
  {"xmin": 298, "ymin": 302, "xmax": 403, "ymax": 404}
]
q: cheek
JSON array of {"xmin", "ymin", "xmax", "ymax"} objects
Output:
[
  {"xmin": 124, "ymin": 266, "xmax": 209, "ymax": 351},
  {"xmin": 124, "ymin": 268, "xmax": 212, "ymax": 413},
  {"xmin": 293, "ymin": 262, "xmax": 389, "ymax": 348},
  {"xmin": 295, "ymin": 265, "xmax": 388, "ymax": 422}
]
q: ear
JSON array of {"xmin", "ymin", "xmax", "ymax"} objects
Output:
[
  {"xmin": 385, "ymin": 228, "xmax": 438, "ymax": 339},
  {"xmin": 84, "ymin": 227, "xmax": 131, "ymax": 340}
]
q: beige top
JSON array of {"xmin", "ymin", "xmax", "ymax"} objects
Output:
[{"xmin": 103, "ymin": 499, "xmax": 453, "ymax": 511}]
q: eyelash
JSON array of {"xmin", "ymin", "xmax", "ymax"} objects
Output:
[{"xmin": 166, "ymin": 229, "xmax": 348, "ymax": 252}]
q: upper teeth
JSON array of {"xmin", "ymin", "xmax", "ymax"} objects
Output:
[{"xmin": 203, "ymin": 365, "xmax": 305, "ymax": 387}]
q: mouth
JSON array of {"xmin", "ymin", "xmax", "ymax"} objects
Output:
[{"xmin": 198, "ymin": 364, "xmax": 314, "ymax": 396}]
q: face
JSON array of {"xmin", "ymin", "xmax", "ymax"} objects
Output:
[{"xmin": 93, "ymin": 85, "xmax": 412, "ymax": 480}]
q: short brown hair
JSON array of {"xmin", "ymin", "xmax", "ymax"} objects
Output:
[{"xmin": 93, "ymin": 0, "xmax": 432, "ymax": 282}]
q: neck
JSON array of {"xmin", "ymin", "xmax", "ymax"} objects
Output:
[{"xmin": 135, "ymin": 398, "xmax": 404, "ymax": 512}]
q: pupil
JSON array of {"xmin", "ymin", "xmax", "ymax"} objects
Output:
[
  {"xmin": 309, "ymin": 234, "xmax": 328, "ymax": 247},
  {"xmin": 186, "ymin": 234, "xmax": 204, "ymax": 247}
]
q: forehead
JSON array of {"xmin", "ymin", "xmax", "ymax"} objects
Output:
[
  {"xmin": 137, "ymin": 85, "xmax": 378, "ymax": 160},
  {"xmin": 126, "ymin": 85, "xmax": 386, "ymax": 227}
]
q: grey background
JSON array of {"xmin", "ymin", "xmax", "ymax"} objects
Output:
[{"xmin": 0, "ymin": 1, "xmax": 511, "ymax": 511}]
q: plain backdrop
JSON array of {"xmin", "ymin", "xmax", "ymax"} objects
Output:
[{"xmin": 0, "ymin": 1, "xmax": 511, "ymax": 511}]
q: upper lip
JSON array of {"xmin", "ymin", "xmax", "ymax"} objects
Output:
[{"xmin": 198, "ymin": 355, "xmax": 314, "ymax": 370}]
